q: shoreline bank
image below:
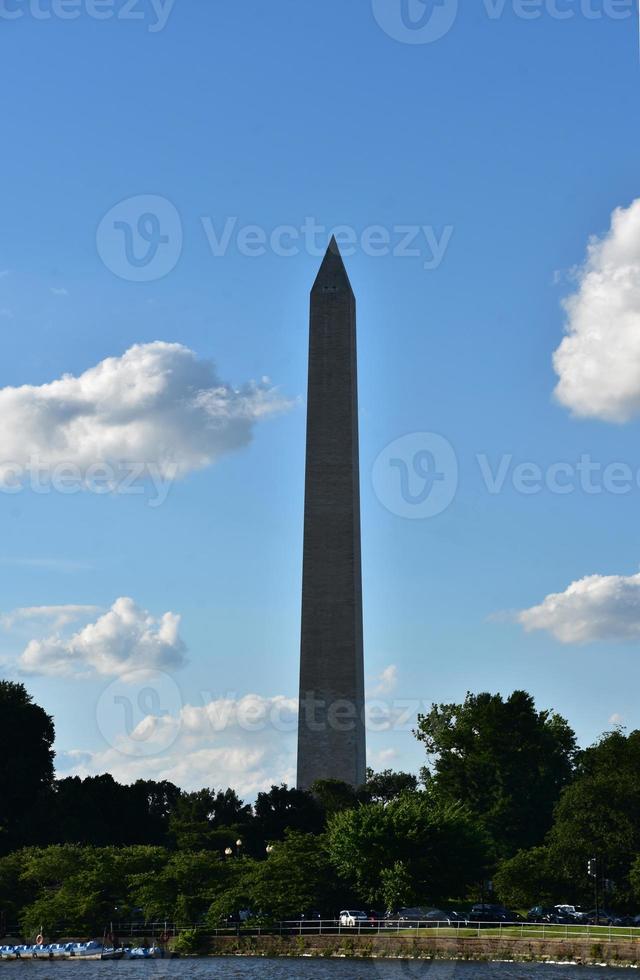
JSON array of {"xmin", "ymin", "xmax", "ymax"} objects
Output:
[{"xmin": 197, "ymin": 934, "xmax": 640, "ymax": 967}]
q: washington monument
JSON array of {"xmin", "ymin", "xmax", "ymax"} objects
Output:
[{"xmin": 297, "ymin": 238, "xmax": 366, "ymax": 791}]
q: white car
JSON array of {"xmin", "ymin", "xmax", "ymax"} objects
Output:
[
  {"xmin": 339, "ymin": 910, "xmax": 369, "ymax": 927},
  {"xmin": 555, "ymin": 904, "xmax": 587, "ymax": 921}
]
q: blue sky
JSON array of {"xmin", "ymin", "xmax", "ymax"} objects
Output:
[{"xmin": 1, "ymin": 0, "xmax": 640, "ymax": 795}]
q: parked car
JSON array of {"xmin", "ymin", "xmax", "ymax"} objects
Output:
[
  {"xmin": 584, "ymin": 910, "xmax": 623, "ymax": 926},
  {"xmin": 469, "ymin": 903, "xmax": 518, "ymax": 924},
  {"xmin": 448, "ymin": 910, "xmax": 470, "ymax": 925},
  {"xmin": 527, "ymin": 906, "xmax": 572, "ymax": 924},
  {"xmin": 386, "ymin": 907, "xmax": 453, "ymax": 928},
  {"xmin": 554, "ymin": 905, "xmax": 587, "ymax": 922},
  {"xmin": 339, "ymin": 910, "xmax": 369, "ymax": 927}
]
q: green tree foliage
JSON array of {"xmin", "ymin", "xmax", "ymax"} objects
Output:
[
  {"xmin": 415, "ymin": 690, "xmax": 576, "ymax": 858},
  {"xmin": 361, "ymin": 769, "xmax": 418, "ymax": 804},
  {"xmin": 0, "ymin": 682, "xmax": 55, "ymax": 853},
  {"xmin": 1, "ymin": 844, "xmax": 232, "ymax": 935},
  {"xmin": 310, "ymin": 779, "xmax": 358, "ymax": 816},
  {"xmin": 127, "ymin": 849, "xmax": 233, "ymax": 922},
  {"xmin": 494, "ymin": 729, "xmax": 640, "ymax": 910},
  {"xmin": 493, "ymin": 846, "xmax": 568, "ymax": 909},
  {"xmin": 546, "ymin": 729, "xmax": 640, "ymax": 905},
  {"xmin": 327, "ymin": 790, "xmax": 490, "ymax": 908},
  {"xmin": 379, "ymin": 861, "xmax": 413, "ymax": 912},
  {"xmin": 207, "ymin": 832, "xmax": 343, "ymax": 923},
  {"xmin": 251, "ymin": 785, "xmax": 323, "ymax": 845}
]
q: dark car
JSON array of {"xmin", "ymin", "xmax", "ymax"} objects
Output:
[
  {"xmin": 448, "ymin": 910, "xmax": 470, "ymax": 925},
  {"xmin": 585, "ymin": 909, "xmax": 623, "ymax": 926},
  {"xmin": 387, "ymin": 907, "xmax": 453, "ymax": 928},
  {"xmin": 469, "ymin": 904, "xmax": 520, "ymax": 924},
  {"xmin": 527, "ymin": 906, "xmax": 572, "ymax": 924}
]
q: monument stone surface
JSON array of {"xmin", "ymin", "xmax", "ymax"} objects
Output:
[{"xmin": 296, "ymin": 238, "xmax": 366, "ymax": 791}]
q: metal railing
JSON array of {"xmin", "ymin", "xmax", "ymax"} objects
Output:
[{"xmin": 4, "ymin": 918, "xmax": 640, "ymax": 943}]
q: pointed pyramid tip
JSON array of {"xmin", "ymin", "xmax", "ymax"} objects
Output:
[{"xmin": 312, "ymin": 235, "xmax": 353, "ymax": 294}]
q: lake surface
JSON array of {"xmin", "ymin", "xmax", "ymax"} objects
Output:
[{"xmin": 0, "ymin": 961, "xmax": 629, "ymax": 978}]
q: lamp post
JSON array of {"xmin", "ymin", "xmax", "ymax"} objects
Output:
[
  {"xmin": 235, "ymin": 838, "xmax": 243, "ymax": 859},
  {"xmin": 588, "ymin": 857, "xmax": 598, "ymax": 920},
  {"xmin": 266, "ymin": 844, "xmax": 274, "ymax": 855},
  {"xmin": 224, "ymin": 847, "xmax": 233, "ymax": 859}
]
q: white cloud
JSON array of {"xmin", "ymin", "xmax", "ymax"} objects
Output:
[
  {"xmin": 515, "ymin": 572, "xmax": 640, "ymax": 644},
  {"xmin": 553, "ymin": 198, "xmax": 640, "ymax": 422},
  {"xmin": 1, "ymin": 604, "xmax": 101, "ymax": 631},
  {"xmin": 56, "ymin": 687, "xmax": 419, "ymax": 795},
  {"xmin": 58, "ymin": 692, "xmax": 298, "ymax": 796},
  {"xmin": 370, "ymin": 747, "xmax": 399, "ymax": 766},
  {"xmin": 18, "ymin": 596, "xmax": 186, "ymax": 679},
  {"xmin": 0, "ymin": 341, "xmax": 290, "ymax": 483},
  {"xmin": 370, "ymin": 664, "xmax": 398, "ymax": 696},
  {"xmin": 609, "ymin": 712, "xmax": 624, "ymax": 726}
]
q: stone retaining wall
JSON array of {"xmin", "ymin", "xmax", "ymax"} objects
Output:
[{"xmin": 203, "ymin": 932, "xmax": 640, "ymax": 966}]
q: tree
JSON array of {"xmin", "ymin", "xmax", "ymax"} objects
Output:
[
  {"xmin": 0, "ymin": 682, "xmax": 55, "ymax": 852},
  {"xmin": 169, "ymin": 787, "xmax": 252, "ymax": 852},
  {"xmin": 310, "ymin": 779, "xmax": 358, "ymax": 817},
  {"xmin": 494, "ymin": 846, "xmax": 567, "ymax": 909},
  {"xmin": 360, "ymin": 769, "xmax": 418, "ymax": 804},
  {"xmin": 415, "ymin": 690, "xmax": 576, "ymax": 858},
  {"xmin": 169, "ymin": 789, "xmax": 218, "ymax": 850},
  {"xmin": 327, "ymin": 790, "xmax": 490, "ymax": 908},
  {"xmin": 127, "ymin": 848, "xmax": 231, "ymax": 922},
  {"xmin": 546, "ymin": 729, "xmax": 640, "ymax": 907},
  {"xmin": 207, "ymin": 832, "xmax": 344, "ymax": 923},
  {"xmin": 493, "ymin": 729, "xmax": 640, "ymax": 910},
  {"xmin": 252, "ymin": 785, "xmax": 323, "ymax": 845}
]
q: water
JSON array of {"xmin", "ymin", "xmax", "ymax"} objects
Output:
[{"xmin": 0, "ymin": 961, "xmax": 628, "ymax": 978}]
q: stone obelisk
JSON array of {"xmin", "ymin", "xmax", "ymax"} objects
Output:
[{"xmin": 297, "ymin": 237, "xmax": 366, "ymax": 791}]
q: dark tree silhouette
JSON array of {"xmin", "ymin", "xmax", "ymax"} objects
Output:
[{"xmin": 0, "ymin": 681, "xmax": 55, "ymax": 853}]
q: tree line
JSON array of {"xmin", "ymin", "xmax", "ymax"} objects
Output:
[{"xmin": 2, "ymin": 680, "xmax": 640, "ymax": 934}]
